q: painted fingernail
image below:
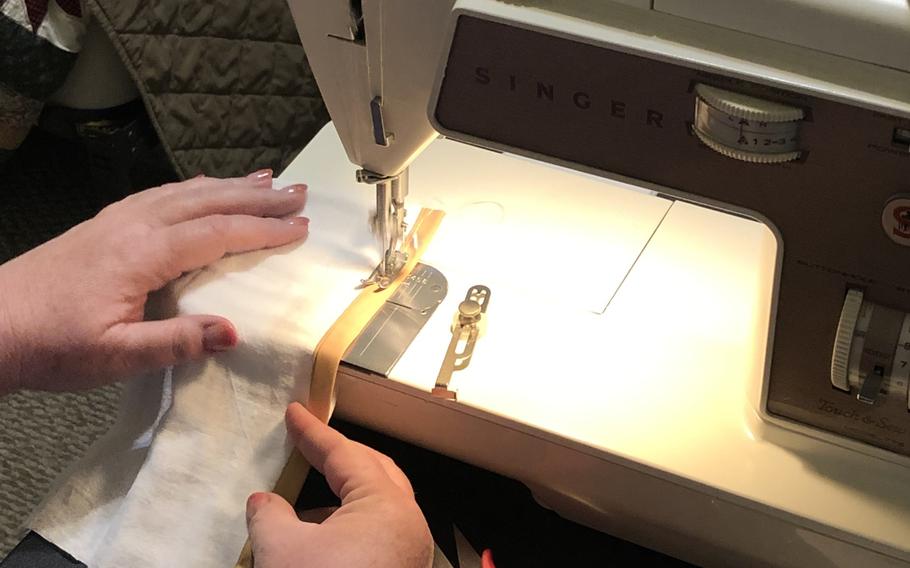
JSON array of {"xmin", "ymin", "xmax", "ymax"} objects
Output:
[
  {"xmin": 246, "ymin": 492, "xmax": 268, "ymax": 521},
  {"xmin": 247, "ymin": 169, "xmax": 273, "ymax": 186},
  {"xmin": 284, "ymin": 184, "xmax": 307, "ymax": 194},
  {"xmin": 247, "ymin": 492, "xmax": 267, "ymax": 508},
  {"xmin": 288, "ymin": 216, "xmax": 310, "ymax": 227},
  {"xmin": 203, "ymin": 322, "xmax": 237, "ymax": 353}
]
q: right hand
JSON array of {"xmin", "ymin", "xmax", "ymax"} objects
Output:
[{"xmin": 246, "ymin": 403, "xmax": 434, "ymax": 568}]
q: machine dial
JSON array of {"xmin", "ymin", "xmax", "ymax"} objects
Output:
[
  {"xmin": 831, "ymin": 289, "xmax": 910, "ymax": 409},
  {"xmin": 693, "ymin": 84, "xmax": 804, "ymax": 164},
  {"xmin": 831, "ymin": 289, "xmax": 863, "ymax": 391}
]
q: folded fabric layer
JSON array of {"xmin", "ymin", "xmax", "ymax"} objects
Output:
[{"xmin": 29, "ymin": 170, "xmax": 379, "ymax": 567}]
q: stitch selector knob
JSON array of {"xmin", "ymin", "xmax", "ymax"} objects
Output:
[
  {"xmin": 831, "ymin": 289, "xmax": 864, "ymax": 391},
  {"xmin": 693, "ymin": 84, "xmax": 804, "ymax": 164},
  {"xmin": 830, "ymin": 288, "xmax": 910, "ymax": 409}
]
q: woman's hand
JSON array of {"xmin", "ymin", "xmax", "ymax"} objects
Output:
[
  {"xmin": 246, "ymin": 403, "xmax": 434, "ymax": 568},
  {"xmin": 0, "ymin": 171, "xmax": 309, "ymax": 394}
]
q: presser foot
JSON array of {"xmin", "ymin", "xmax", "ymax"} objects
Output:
[
  {"xmin": 360, "ymin": 250, "xmax": 409, "ymax": 289},
  {"xmin": 357, "ymin": 167, "xmax": 410, "ymax": 290}
]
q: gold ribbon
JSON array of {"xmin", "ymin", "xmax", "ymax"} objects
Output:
[{"xmin": 234, "ymin": 208, "xmax": 445, "ymax": 567}]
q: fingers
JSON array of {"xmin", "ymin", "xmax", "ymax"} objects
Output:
[
  {"xmin": 104, "ymin": 315, "xmax": 237, "ymax": 375},
  {"xmin": 246, "ymin": 492, "xmax": 300, "ymax": 557},
  {"xmin": 116, "ymin": 170, "xmax": 306, "ymax": 227},
  {"xmin": 110, "ymin": 170, "xmax": 273, "ymax": 211},
  {"xmin": 154, "ymin": 182, "xmax": 307, "ymax": 226},
  {"xmin": 154, "ymin": 214, "xmax": 309, "ymax": 282},
  {"xmin": 159, "ymin": 170, "xmax": 274, "ymax": 194},
  {"xmin": 285, "ymin": 402, "xmax": 410, "ymax": 503}
]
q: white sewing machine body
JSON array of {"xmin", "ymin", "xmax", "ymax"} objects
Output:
[{"xmin": 287, "ymin": 1, "xmax": 910, "ymax": 566}]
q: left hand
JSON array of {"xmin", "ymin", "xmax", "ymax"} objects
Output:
[
  {"xmin": 0, "ymin": 170, "xmax": 309, "ymax": 393},
  {"xmin": 246, "ymin": 403, "xmax": 434, "ymax": 568}
]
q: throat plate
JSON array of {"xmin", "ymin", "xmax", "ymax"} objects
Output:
[{"xmin": 343, "ymin": 263, "xmax": 448, "ymax": 376}]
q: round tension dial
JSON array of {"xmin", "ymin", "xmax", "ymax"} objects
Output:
[{"xmin": 693, "ymin": 84, "xmax": 804, "ymax": 164}]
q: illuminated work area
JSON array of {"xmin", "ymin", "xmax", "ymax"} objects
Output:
[
  {"xmin": 290, "ymin": 0, "xmax": 910, "ymax": 564},
  {"xmin": 1, "ymin": 0, "xmax": 909, "ymax": 567}
]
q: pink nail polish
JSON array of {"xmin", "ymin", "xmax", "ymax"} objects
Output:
[
  {"xmin": 246, "ymin": 492, "xmax": 268, "ymax": 521},
  {"xmin": 284, "ymin": 184, "xmax": 307, "ymax": 194},
  {"xmin": 288, "ymin": 216, "xmax": 310, "ymax": 226},
  {"xmin": 247, "ymin": 492, "xmax": 267, "ymax": 508},
  {"xmin": 203, "ymin": 322, "xmax": 237, "ymax": 353},
  {"xmin": 247, "ymin": 169, "xmax": 273, "ymax": 183}
]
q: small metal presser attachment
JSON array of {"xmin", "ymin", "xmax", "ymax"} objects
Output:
[
  {"xmin": 357, "ymin": 167, "xmax": 409, "ymax": 289},
  {"xmin": 433, "ymin": 285, "xmax": 492, "ymax": 400}
]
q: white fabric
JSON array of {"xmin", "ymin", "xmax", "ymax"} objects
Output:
[
  {"xmin": 29, "ymin": 176, "xmax": 378, "ymax": 568},
  {"xmin": 25, "ymin": 123, "xmax": 675, "ymax": 566}
]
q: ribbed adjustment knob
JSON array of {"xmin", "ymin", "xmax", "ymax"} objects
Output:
[
  {"xmin": 695, "ymin": 84, "xmax": 804, "ymax": 123},
  {"xmin": 831, "ymin": 289, "xmax": 864, "ymax": 391},
  {"xmin": 693, "ymin": 84, "xmax": 804, "ymax": 164}
]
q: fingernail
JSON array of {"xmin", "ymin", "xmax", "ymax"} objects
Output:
[
  {"xmin": 203, "ymin": 322, "xmax": 237, "ymax": 353},
  {"xmin": 284, "ymin": 184, "xmax": 307, "ymax": 194},
  {"xmin": 248, "ymin": 169, "xmax": 273, "ymax": 187},
  {"xmin": 288, "ymin": 216, "xmax": 310, "ymax": 227},
  {"xmin": 246, "ymin": 168, "xmax": 272, "ymax": 179},
  {"xmin": 247, "ymin": 492, "xmax": 267, "ymax": 509},
  {"xmin": 246, "ymin": 492, "xmax": 267, "ymax": 521}
]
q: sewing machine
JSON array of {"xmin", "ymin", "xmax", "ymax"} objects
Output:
[{"xmin": 286, "ymin": 1, "xmax": 910, "ymax": 566}]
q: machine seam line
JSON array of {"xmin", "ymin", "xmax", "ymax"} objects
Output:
[{"xmin": 597, "ymin": 200, "xmax": 674, "ymax": 315}]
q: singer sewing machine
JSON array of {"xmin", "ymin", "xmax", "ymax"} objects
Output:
[{"xmin": 286, "ymin": 1, "xmax": 910, "ymax": 566}]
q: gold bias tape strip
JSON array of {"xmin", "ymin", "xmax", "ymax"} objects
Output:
[
  {"xmin": 234, "ymin": 208, "xmax": 445, "ymax": 567},
  {"xmin": 307, "ymin": 208, "xmax": 446, "ymax": 425}
]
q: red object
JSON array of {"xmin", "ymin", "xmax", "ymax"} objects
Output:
[
  {"xmin": 481, "ymin": 549, "xmax": 496, "ymax": 568},
  {"xmin": 22, "ymin": 0, "xmax": 82, "ymax": 33}
]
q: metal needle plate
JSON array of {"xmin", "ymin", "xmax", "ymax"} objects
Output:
[{"xmin": 343, "ymin": 263, "xmax": 448, "ymax": 377}]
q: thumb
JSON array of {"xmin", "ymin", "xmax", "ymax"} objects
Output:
[
  {"xmin": 246, "ymin": 492, "xmax": 300, "ymax": 555},
  {"xmin": 108, "ymin": 315, "xmax": 238, "ymax": 374}
]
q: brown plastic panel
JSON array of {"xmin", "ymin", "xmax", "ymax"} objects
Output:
[{"xmin": 434, "ymin": 16, "xmax": 910, "ymax": 455}]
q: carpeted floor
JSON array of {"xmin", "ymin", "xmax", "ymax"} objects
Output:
[
  {"xmin": 0, "ymin": 127, "xmax": 174, "ymax": 557},
  {"xmin": 0, "ymin": 387, "xmax": 121, "ymax": 556}
]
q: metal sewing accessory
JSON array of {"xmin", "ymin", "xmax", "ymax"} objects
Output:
[
  {"xmin": 433, "ymin": 285, "xmax": 491, "ymax": 400},
  {"xmin": 357, "ymin": 167, "xmax": 409, "ymax": 289},
  {"xmin": 344, "ymin": 263, "xmax": 448, "ymax": 377}
]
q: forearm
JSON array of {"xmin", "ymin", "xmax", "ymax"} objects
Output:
[{"xmin": 0, "ymin": 282, "xmax": 24, "ymax": 396}]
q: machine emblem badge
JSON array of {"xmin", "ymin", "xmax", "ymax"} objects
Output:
[{"xmin": 882, "ymin": 195, "xmax": 910, "ymax": 246}]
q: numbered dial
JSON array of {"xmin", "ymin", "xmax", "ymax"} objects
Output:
[
  {"xmin": 693, "ymin": 84, "xmax": 804, "ymax": 164},
  {"xmin": 831, "ymin": 289, "xmax": 910, "ymax": 409}
]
